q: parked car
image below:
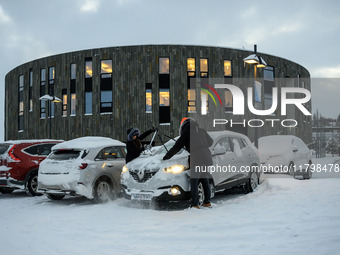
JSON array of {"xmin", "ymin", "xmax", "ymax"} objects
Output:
[
  {"xmin": 0, "ymin": 140, "xmax": 62, "ymax": 196},
  {"xmin": 259, "ymin": 135, "xmax": 312, "ymax": 179},
  {"xmin": 38, "ymin": 136, "xmax": 126, "ymax": 202},
  {"xmin": 121, "ymin": 131, "xmax": 261, "ymax": 204}
]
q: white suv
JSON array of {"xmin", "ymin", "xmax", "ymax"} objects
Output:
[{"xmin": 121, "ymin": 131, "xmax": 261, "ymax": 204}]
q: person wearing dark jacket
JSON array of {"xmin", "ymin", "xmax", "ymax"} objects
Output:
[
  {"xmin": 126, "ymin": 127, "xmax": 155, "ymax": 163},
  {"xmin": 163, "ymin": 118, "xmax": 213, "ymax": 208}
]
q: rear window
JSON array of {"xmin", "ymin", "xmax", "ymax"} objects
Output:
[
  {"xmin": 49, "ymin": 150, "xmax": 82, "ymax": 160},
  {"xmin": 0, "ymin": 144, "xmax": 10, "ymax": 155}
]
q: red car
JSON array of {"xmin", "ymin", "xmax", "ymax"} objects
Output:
[{"xmin": 0, "ymin": 140, "xmax": 62, "ymax": 196}]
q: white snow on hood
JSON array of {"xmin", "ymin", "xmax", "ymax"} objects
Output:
[{"xmin": 52, "ymin": 136, "xmax": 125, "ymax": 151}]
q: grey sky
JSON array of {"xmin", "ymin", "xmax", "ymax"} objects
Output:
[{"xmin": 1, "ymin": 0, "xmax": 340, "ymax": 141}]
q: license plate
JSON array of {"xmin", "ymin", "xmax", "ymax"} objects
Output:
[{"xmin": 131, "ymin": 192, "xmax": 153, "ymax": 201}]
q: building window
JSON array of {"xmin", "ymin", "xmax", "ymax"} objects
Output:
[
  {"xmin": 18, "ymin": 75, "xmax": 24, "ymax": 131},
  {"xmin": 85, "ymin": 60, "xmax": 92, "ymax": 115},
  {"xmin": 159, "ymin": 57, "xmax": 170, "ymax": 124},
  {"xmin": 100, "ymin": 59, "xmax": 112, "ymax": 113},
  {"xmin": 224, "ymin": 60, "xmax": 232, "ymax": 77},
  {"xmin": 188, "ymin": 89, "xmax": 196, "ymax": 112},
  {"xmin": 48, "ymin": 66, "xmax": 55, "ymax": 117},
  {"xmin": 71, "ymin": 93, "xmax": 76, "ymax": 116},
  {"xmin": 264, "ymin": 66, "xmax": 275, "ymax": 112},
  {"xmin": 200, "ymin": 59, "xmax": 208, "ymax": 77},
  {"xmin": 40, "ymin": 68, "xmax": 46, "ymax": 118},
  {"xmin": 225, "ymin": 89, "xmax": 233, "ymax": 112},
  {"xmin": 201, "ymin": 90, "xmax": 209, "ymax": 115},
  {"xmin": 29, "ymin": 69, "xmax": 33, "ymax": 112},
  {"xmin": 146, "ymin": 83, "xmax": 152, "ymax": 113},
  {"xmin": 159, "ymin": 58, "xmax": 169, "ymax": 74},
  {"xmin": 187, "ymin": 58, "xmax": 195, "ymax": 77},
  {"xmin": 62, "ymin": 89, "xmax": 67, "ymax": 116},
  {"xmin": 71, "ymin": 63, "xmax": 77, "ymax": 80}
]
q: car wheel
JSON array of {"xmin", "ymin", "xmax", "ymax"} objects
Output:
[
  {"xmin": 47, "ymin": 194, "xmax": 65, "ymax": 200},
  {"xmin": 0, "ymin": 188, "xmax": 15, "ymax": 194},
  {"xmin": 93, "ymin": 177, "xmax": 114, "ymax": 203},
  {"xmin": 288, "ymin": 162, "xmax": 296, "ymax": 177},
  {"xmin": 26, "ymin": 172, "xmax": 43, "ymax": 196},
  {"xmin": 244, "ymin": 172, "xmax": 258, "ymax": 193},
  {"xmin": 303, "ymin": 161, "xmax": 313, "ymax": 180}
]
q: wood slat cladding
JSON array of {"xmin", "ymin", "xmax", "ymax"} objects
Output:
[{"xmin": 5, "ymin": 45, "xmax": 311, "ymax": 144}]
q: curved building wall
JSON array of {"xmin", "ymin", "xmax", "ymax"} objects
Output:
[{"xmin": 5, "ymin": 45, "xmax": 311, "ymax": 144}]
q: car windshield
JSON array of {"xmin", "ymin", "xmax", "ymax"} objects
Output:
[
  {"xmin": 49, "ymin": 149, "xmax": 82, "ymax": 160},
  {"xmin": 0, "ymin": 144, "xmax": 10, "ymax": 155},
  {"xmin": 153, "ymin": 138, "xmax": 185, "ymax": 155}
]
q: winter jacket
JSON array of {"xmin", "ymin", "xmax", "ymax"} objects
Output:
[
  {"xmin": 163, "ymin": 119, "xmax": 213, "ymax": 176},
  {"xmin": 126, "ymin": 129, "xmax": 153, "ymax": 163}
]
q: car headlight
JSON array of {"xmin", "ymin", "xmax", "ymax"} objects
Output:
[
  {"xmin": 163, "ymin": 165, "xmax": 187, "ymax": 174},
  {"xmin": 122, "ymin": 165, "xmax": 128, "ymax": 174}
]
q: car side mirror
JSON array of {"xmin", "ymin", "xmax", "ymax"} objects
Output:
[{"xmin": 213, "ymin": 146, "xmax": 227, "ymax": 155}]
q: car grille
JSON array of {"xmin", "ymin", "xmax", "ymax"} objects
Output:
[{"xmin": 129, "ymin": 170, "xmax": 157, "ymax": 183}]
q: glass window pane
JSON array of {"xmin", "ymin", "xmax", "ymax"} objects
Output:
[
  {"xmin": 41, "ymin": 69, "xmax": 46, "ymax": 82},
  {"xmin": 71, "ymin": 63, "xmax": 77, "ymax": 80},
  {"xmin": 49, "ymin": 67, "xmax": 55, "ymax": 80},
  {"xmin": 85, "ymin": 92, "xmax": 92, "ymax": 114},
  {"xmin": 225, "ymin": 89, "xmax": 233, "ymax": 112},
  {"xmin": 188, "ymin": 89, "xmax": 196, "ymax": 112},
  {"xmin": 71, "ymin": 93, "xmax": 76, "ymax": 115},
  {"xmin": 101, "ymin": 60, "xmax": 112, "ymax": 74},
  {"xmin": 85, "ymin": 61, "xmax": 93, "ymax": 78},
  {"xmin": 146, "ymin": 89, "xmax": 152, "ymax": 112},
  {"xmin": 101, "ymin": 91, "xmax": 112, "ymax": 103},
  {"xmin": 159, "ymin": 89, "xmax": 170, "ymax": 106},
  {"xmin": 159, "ymin": 58, "xmax": 169, "ymax": 74},
  {"xmin": 200, "ymin": 59, "xmax": 208, "ymax": 72},
  {"xmin": 224, "ymin": 60, "xmax": 231, "ymax": 76},
  {"xmin": 29, "ymin": 71, "xmax": 33, "ymax": 87},
  {"xmin": 187, "ymin": 58, "xmax": 195, "ymax": 72},
  {"xmin": 19, "ymin": 75, "xmax": 24, "ymax": 90}
]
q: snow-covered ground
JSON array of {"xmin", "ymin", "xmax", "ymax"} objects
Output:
[{"xmin": 1, "ymin": 157, "xmax": 339, "ymax": 255}]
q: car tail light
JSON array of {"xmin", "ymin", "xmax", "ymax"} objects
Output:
[
  {"xmin": 79, "ymin": 163, "xmax": 88, "ymax": 170},
  {"xmin": 8, "ymin": 145, "xmax": 21, "ymax": 162}
]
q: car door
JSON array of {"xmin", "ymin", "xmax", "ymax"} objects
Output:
[
  {"xmin": 211, "ymin": 136, "xmax": 238, "ymax": 187},
  {"xmin": 94, "ymin": 146, "xmax": 126, "ymax": 187},
  {"xmin": 229, "ymin": 137, "xmax": 248, "ymax": 179}
]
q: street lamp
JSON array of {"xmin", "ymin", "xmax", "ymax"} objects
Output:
[
  {"xmin": 243, "ymin": 44, "xmax": 267, "ymax": 148},
  {"xmin": 39, "ymin": 95, "xmax": 62, "ymax": 139}
]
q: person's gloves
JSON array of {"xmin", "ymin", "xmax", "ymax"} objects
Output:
[
  {"xmin": 144, "ymin": 144, "xmax": 152, "ymax": 150},
  {"xmin": 163, "ymin": 154, "xmax": 170, "ymax": 160}
]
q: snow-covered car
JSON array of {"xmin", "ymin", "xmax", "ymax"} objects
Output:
[
  {"xmin": 38, "ymin": 136, "xmax": 126, "ymax": 202},
  {"xmin": 0, "ymin": 140, "xmax": 62, "ymax": 196},
  {"xmin": 121, "ymin": 131, "xmax": 261, "ymax": 204},
  {"xmin": 259, "ymin": 135, "xmax": 312, "ymax": 179}
]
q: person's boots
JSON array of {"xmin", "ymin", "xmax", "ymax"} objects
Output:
[
  {"xmin": 190, "ymin": 205, "xmax": 200, "ymax": 209},
  {"xmin": 202, "ymin": 203, "xmax": 212, "ymax": 208}
]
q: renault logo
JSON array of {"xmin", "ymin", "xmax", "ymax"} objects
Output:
[{"xmin": 137, "ymin": 170, "xmax": 144, "ymax": 180}]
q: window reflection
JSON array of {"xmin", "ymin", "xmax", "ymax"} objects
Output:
[
  {"xmin": 159, "ymin": 58, "xmax": 169, "ymax": 74},
  {"xmin": 159, "ymin": 89, "xmax": 170, "ymax": 106}
]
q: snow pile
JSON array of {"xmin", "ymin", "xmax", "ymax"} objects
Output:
[{"xmin": 1, "ymin": 157, "xmax": 340, "ymax": 255}]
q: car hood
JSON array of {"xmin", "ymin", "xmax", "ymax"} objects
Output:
[{"xmin": 126, "ymin": 149, "xmax": 189, "ymax": 172}]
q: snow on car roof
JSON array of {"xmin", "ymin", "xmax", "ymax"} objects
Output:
[
  {"xmin": 52, "ymin": 136, "xmax": 125, "ymax": 150},
  {"xmin": 1, "ymin": 139, "xmax": 63, "ymax": 145},
  {"xmin": 208, "ymin": 130, "xmax": 249, "ymax": 140}
]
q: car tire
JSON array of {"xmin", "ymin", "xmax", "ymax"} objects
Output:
[
  {"xmin": 47, "ymin": 194, "xmax": 65, "ymax": 200},
  {"xmin": 303, "ymin": 161, "xmax": 313, "ymax": 180},
  {"xmin": 244, "ymin": 171, "xmax": 258, "ymax": 194},
  {"xmin": 26, "ymin": 172, "xmax": 43, "ymax": 197},
  {"xmin": 93, "ymin": 177, "xmax": 114, "ymax": 203},
  {"xmin": 0, "ymin": 188, "xmax": 15, "ymax": 194},
  {"xmin": 197, "ymin": 181, "xmax": 205, "ymax": 206},
  {"xmin": 288, "ymin": 162, "xmax": 296, "ymax": 178}
]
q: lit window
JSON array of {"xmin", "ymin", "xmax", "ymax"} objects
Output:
[
  {"xmin": 49, "ymin": 67, "xmax": 55, "ymax": 81},
  {"xmin": 159, "ymin": 58, "xmax": 169, "ymax": 74},
  {"xmin": 85, "ymin": 61, "xmax": 93, "ymax": 78},
  {"xmin": 62, "ymin": 89, "xmax": 67, "ymax": 116},
  {"xmin": 225, "ymin": 89, "xmax": 233, "ymax": 112},
  {"xmin": 224, "ymin": 60, "xmax": 231, "ymax": 76},
  {"xmin": 101, "ymin": 60, "xmax": 112, "ymax": 75},
  {"xmin": 146, "ymin": 83, "xmax": 152, "ymax": 113},
  {"xmin": 159, "ymin": 89, "xmax": 170, "ymax": 106},
  {"xmin": 188, "ymin": 89, "xmax": 196, "ymax": 112},
  {"xmin": 201, "ymin": 90, "xmax": 209, "ymax": 115},
  {"xmin": 200, "ymin": 59, "xmax": 208, "ymax": 77},
  {"xmin": 187, "ymin": 58, "xmax": 195, "ymax": 77},
  {"xmin": 71, "ymin": 93, "xmax": 76, "ymax": 116}
]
